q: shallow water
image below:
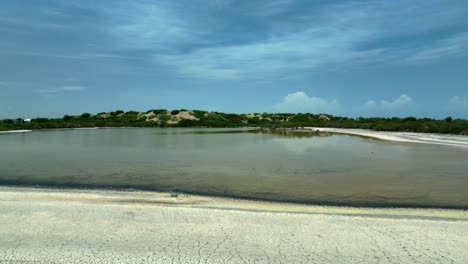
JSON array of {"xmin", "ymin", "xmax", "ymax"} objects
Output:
[{"xmin": 1, "ymin": 128, "xmax": 467, "ymax": 208}]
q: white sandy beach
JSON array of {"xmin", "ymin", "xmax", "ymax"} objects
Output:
[
  {"xmin": 0, "ymin": 187, "xmax": 467, "ymax": 263},
  {"xmin": 306, "ymin": 127, "xmax": 468, "ymax": 148},
  {"xmin": 0, "ymin": 130, "xmax": 32, "ymax": 134}
]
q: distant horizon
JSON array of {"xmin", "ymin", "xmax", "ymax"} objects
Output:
[{"xmin": 1, "ymin": 1, "xmax": 468, "ymax": 119}]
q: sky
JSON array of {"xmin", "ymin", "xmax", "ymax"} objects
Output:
[{"xmin": 1, "ymin": 0, "xmax": 468, "ymax": 119}]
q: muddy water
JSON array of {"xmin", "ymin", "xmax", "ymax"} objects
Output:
[{"xmin": 1, "ymin": 128, "xmax": 467, "ymax": 208}]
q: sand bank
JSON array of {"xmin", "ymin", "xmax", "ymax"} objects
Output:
[
  {"xmin": 0, "ymin": 130, "xmax": 32, "ymax": 134},
  {"xmin": 0, "ymin": 186, "xmax": 467, "ymax": 263},
  {"xmin": 305, "ymin": 127, "xmax": 468, "ymax": 148}
]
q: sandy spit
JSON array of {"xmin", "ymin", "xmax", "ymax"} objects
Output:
[
  {"xmin": 305, "ymin": 127, "xmax": 468, "ymax": 148},
  {"xmin": 0, "ymin": 186, "xmax": 467, "ymax": 263},
  {"xmin": 0, "ymin": 130, "xmax": 32, "ymax": 134}
]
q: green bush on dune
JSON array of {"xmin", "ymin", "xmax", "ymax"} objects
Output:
[{"xmin": 2, "ymin": 110, "xmax": 468, "ymax": 134}]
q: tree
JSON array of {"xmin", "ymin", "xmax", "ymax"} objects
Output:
[
  {"xmin": 80, "ymin": 113, "xmax": 91, "ymax": 118},
  {"xmin": 445, "ymin": 116, "xmax": 453, "ymax": 123},
  {"xmin": 110, "ymin": 110, "xmax": 124, "ymax": 116}
]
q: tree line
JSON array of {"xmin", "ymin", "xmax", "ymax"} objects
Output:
[{"xmin": 1, "ymin": 110, "xmax": 468, "ymax": 135}]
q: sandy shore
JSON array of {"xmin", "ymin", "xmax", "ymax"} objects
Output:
[
  {"xmin": 305, "ymin": 127, "xmax": 468, "ymax": 148},
  {"xmin": 0, "ymin": 187, "xmax": 467, "ymax": 263},
  {"xmin": 0, "ymin": 130, "xmax": 32, "ymax": 134},
  {"xmin": 3, "ymin": 127, "xmax": 468, "ymax": 149}
]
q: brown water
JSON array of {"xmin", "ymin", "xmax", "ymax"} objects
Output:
[{"xmin": 1, "ymin": 128, "xmax": 467, "ymax": 208}]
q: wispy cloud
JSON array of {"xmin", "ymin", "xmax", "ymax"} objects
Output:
[
  {"xmin": 104, "ymin": 0, "xmax": 468, "ymax": 79},
  {"xmin": 407, "ymin": 33, "xmax": 468, "ymax": 63},
  {"xmin": 363, "ymin": 94, "xmax": 413, "ymax": 110},
  {"xmin": 0, "ymin": 81, "xmax": 25, "ymax": 87},
  {"xmin": 449, "ymin": 96, "xmax": 468, "ymax": 111},
  {"xmin": 274, "ymin": 91, "xmax": 339, "ymax": 114},
  {"xmin": 0, "ymin": 17, "xmax": 69, "ymax": 30},
  {"xmin": 155, "ymin": 28, "xmax": 379, "ymax": 79},
  {"xmin": 36, "ymin": 86, "xmax": 87, "ymax": 94},
  {"xmin": 13, "ymin": 51, "xmax": 135, "ymax": 60},
  {"xmin": 107, "ymin": 2, "xmax": 205, "ymax": 50}
]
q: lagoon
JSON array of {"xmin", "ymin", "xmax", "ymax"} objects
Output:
[{"xmin": 1, "ymin": 128, "xmax": 467, "ymax": 208}]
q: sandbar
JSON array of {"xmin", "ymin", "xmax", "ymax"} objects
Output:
[{"xmin": 305, "ymin": 127, "xmax": 468, "ymax": 148}]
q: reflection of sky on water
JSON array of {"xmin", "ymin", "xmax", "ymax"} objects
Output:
[
  {"xmin": 272, "ymin": 137, "xmax": 339, "ymax": 154},
  {"xmin": 1, "ymin": 128, "xmax": 467, "ymax": 208}
]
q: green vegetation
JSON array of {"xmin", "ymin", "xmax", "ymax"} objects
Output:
[
  {"xmin": 146, "ymin": 109, "xmax": 167, "ymax": 115},
  {"xmin": 1, "ymin": 110, "xmax": 468, "ymax": 135}
]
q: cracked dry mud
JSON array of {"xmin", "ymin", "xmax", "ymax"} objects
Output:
[{"xmin": 0, "ymin": 187, "xmax": 467, "ymax": 263}]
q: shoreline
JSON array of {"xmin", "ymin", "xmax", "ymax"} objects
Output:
[
  {"xmin": 305, "ymin": 127, "xmax": 468, "ymax": 148},
  {"xmin": 1, "ymin": 186, "xmax": 467, "ymax": 263},
  {"xmin": 0, "ymin": 129, "xmax": 32, "ymax": 134},
  {"xmin": 0, "ymin": 126, "xmax": 257, "ymax": 134},
  {"xmin": 1, "ymin": 186, "xmax": 467, "ymax": 220},
  {"xmin": 2, "ymin": 126, "xmax": 468, "ymax": 148},
  {"xmin": 2, "ymin": 182, "xmax": 467, "ymax": 210}
]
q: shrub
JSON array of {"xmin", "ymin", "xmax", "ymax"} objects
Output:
[
  {"xmin": 226, "ymin": 114, "xmax": 242, "ymax": 123},
  {"xmin": 192, "ymin": 110, "xmax": 207, "ymax": 119},
  {"xmin": 32, "ymin": 118, "xmax": 49, "ymax": 123},
  {"xmin": 171, "ymin": 110, "xmax": 180, "ymax": 115},
  {"xmin": 110, "ymin": 110, "xmax": 125, "ymax": 116},
  {"xmin": 403, "ymin": 117, "xmax": 417, "ymax": 122},
  {"xmin": 247, "ymin": 118, "xmax": 257, "ymax": 124},
  {"xmin": 2, "ymin": 119, "xmax": 15, "ymax": 124},
  {"xmin": 146, "ymin": 109, "xmax": 167, "ymax": 114},
  {"xmin": 80, "ymin": 113, "xmax": 91, "ymax": 118},
  {"xmin": 159, "ymin": 114, "xmax": 171, "ymax": 121},
  {"xmin": 154, "ymin": 109, "xmax": 167, "ymax": 115}
]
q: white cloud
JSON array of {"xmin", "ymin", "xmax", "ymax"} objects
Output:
[
  {"xmin": 274, "ymin": 91, "xmax": 338, "ymax": 113},
  {"xmin": 449, "ymin": 96, "xmax": 468, "ymax": 110},
  {"xmin": 36, "ymin": 86, "xmax": 87, "ymax": 94},
  {"xmin": 364, "ymin": 94, "xmax": 413, "ymax": 110},
  {"xmin": 381, "ymin": 94, "xmax": 413, "ymax": 110},
  {"xmin": 363, "ymin": 100, "xmax": 377, "ymax": 109}
]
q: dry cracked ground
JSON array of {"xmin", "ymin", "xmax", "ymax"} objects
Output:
[{"xmin": 0, "ymin": 187, "xmax": 467, "ymax": 264}]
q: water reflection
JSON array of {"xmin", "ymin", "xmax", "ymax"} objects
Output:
[{"xmin": 0, "ymin": 128, "xmax": 467, "ymax": 208}]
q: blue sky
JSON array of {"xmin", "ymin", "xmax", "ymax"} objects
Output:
[{"xmin": 1, "ymin": 0, "xmax": 468, "ymax": 119}]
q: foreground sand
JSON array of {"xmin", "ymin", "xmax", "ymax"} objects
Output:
[{"xmin": 0, "ymin": 187, "xmax": 467, "ymax": 264}]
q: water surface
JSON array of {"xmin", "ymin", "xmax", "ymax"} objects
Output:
[{"xmin": 1, "ymin": 128, "xmax": 467, "ymax": 208}]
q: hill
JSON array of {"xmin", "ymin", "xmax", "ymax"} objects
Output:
[{"xmin": 1, "ymin": 109, "xmax": 468, "ymax": 135}]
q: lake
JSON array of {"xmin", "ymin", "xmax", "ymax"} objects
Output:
[{"xmin": 1, "ymin": 128, "xmax": 467, "ymax": 208}]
